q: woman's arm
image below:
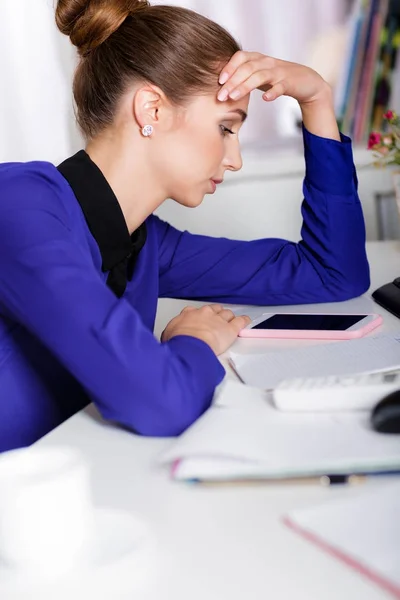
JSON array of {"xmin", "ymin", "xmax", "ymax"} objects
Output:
[
  {"xmin": 155, "ymin": 54, "xmax": 369, "ymax": 304},
  {"xmin": 156, "ymin": 125, "xmax": 370, "ymax": 304},
  {"xmin": 299, "ymin": 85, "xmax": 341, "ymax": 141},
  {"xmin": 0, "ymin": 171, "xmax": 226, "ymax": 437}
]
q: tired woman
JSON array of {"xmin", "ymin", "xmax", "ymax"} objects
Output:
[{"xmin": 0, "ymin": 0, "xmax": 369, "ymax": 451}]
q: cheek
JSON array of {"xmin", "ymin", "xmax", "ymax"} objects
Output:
[
  {"xmin": 182, "ymin": 127, "xmax": 225, "ymax": 179},
  {"xmin": 157, "ymin": 126, "xmax": 224, "ymax": 190}
]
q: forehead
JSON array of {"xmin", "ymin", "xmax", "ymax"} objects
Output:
[{"xmin": 183, "ymin": 92, "xmax": 250, "ymax": 120}]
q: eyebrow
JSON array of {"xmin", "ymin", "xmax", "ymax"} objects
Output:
[{"xmin": 226, "ymin": 109, "xmax": 248, "ymax": 123}]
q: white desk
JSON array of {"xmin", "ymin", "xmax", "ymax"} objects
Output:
[{"xmin": 34, "ymin": 241, "xmax": 400, "ymax": 600}]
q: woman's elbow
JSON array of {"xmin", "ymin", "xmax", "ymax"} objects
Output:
[
  {"xmin": 329, "ymin": 264, "xmax": 371, "ymax": 301},
  {"xmin": 100, "ymin": 389, "xmax": 212, "ymax": 438}
]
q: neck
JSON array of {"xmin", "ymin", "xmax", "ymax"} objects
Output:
[{"xmin": 85, "ymin": 132, "xmax": 165, "ymax": 234}]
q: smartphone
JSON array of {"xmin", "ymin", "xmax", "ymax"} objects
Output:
[{"xmin": 238, "ymin": 313, "xmax": 383, "ymax": 340}]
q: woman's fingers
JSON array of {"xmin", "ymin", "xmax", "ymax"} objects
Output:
[
  {"xmin": 182, "ymin": 304, "xmax": 224, "ymax": 314},
  {"xmin": 262, "ymin": 81, "xmax": 286, "ymax": 101},
  {"xmin": 181, "ymin": 304, "xmax": 242, "ymax": 324},
  {"xmin": 180, "ymin": 305, "xmax": 197, "ymax": 314},
  {"xmin": 218, "ymin": 59, "xmax": 274, "ymax": 100},
  {"xmin": 216, "ymin": 308, "xmax": 236, "ymax": 322},
  {"xmin": 220, "ymin": 58, "xmax": 268, "ymax": 90},
  {"xmin": 208, "ymin": 303, "xmax": 225, "ymax": 314},
  {"xmin": 219, "ymin": 51, "xmax": 264, "ymax": 85},
  {"xmin": 219, "ymin": 69, "xmax": 274, "ymax": 102},
  {"xmin": 218, "ymin": 51, "xmax": 328, "ymax": 105},
  {"xmin": 204, "ymin": 304, "xmax": 235, "ymax": 321},
  {"xmin": 229, "ymin": 315, "xmax": 252, "ymax": 334}
]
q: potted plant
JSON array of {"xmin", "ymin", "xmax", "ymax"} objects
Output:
[{"xmin": 368, "ymin": 110, "xmax": 400, "ymax": 212}]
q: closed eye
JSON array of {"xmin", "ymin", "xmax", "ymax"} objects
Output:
[{"xmin": 220, "ymin": 125, "xmax": 235, "ymax": 136}]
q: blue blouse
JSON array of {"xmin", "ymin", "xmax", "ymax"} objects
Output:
[{"xmin": 0, "ymin": 127, "xmax": 370, "ymax": 451}]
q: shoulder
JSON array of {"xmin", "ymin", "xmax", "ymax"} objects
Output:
[
  {"xmin": 0, "ymin": 160, "xmax": 75, "ymax": 227},
  {"xmin": 148, "ymin": 214, "xmax": 176, "ymax": 240}
]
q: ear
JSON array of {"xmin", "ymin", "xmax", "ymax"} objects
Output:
[{"xmin": 133, "ymin": 85, "xmax": 174, "ymax": 134}]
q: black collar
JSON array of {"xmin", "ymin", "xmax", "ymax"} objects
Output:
[{"xmin": 57, "ymin": 150, "xmax": 147, "ymax": 298}]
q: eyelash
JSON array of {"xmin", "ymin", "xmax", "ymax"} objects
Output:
[{"xmin": 220, "ymin": 125, "xmax": 235, "ymax": 136}]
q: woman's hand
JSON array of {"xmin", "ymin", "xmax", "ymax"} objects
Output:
[
  {"xmin": 218, "ymin": 51, "xmax": 340, "ymax": 141},
  {"xmin": 217, "ymin": 51, "xmax": 329, "ymax": 106},
  {"xmin": 161, "ymin": 304, "xmax": 250, "ymax": 356}
]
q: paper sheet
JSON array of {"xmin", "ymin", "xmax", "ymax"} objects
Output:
[
  {"xmin": 230, "ymin": 334, "xmax": 400, "ymax": 389},
  {"xmin": 284, "ymin": 482, "xmax": 400, "ymax": 598}
]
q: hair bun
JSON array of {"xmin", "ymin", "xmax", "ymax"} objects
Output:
[{"xmin": 55, "ymin": 0, "xmax": 150, "ymax": 57}]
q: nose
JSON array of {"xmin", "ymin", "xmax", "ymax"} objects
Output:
[{"xmin": 223, "ymin": 138, "xmax": 243, "ymax": 173}]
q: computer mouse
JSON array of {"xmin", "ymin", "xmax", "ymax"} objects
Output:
[{"xmin": 371, "ymin": 390, "xmax": 400, "ymax": 434}]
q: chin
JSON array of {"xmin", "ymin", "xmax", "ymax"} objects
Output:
[{"xmin": 172, "ymin": 192, "xmax": 205, "ymax": 208}]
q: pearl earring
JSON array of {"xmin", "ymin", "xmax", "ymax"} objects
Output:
[{"xmin": 141, "ymin": 125, "xmax": 153, "ymax": 137}]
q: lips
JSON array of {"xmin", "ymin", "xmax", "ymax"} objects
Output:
[{"xmin": 209, "ymin": 179, "xmax": 223, "ymax": 194}]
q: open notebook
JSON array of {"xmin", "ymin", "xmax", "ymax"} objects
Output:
[
  {"xmin": 160, "ymin": 381, "xmax": 400, "ymax": 482},
  {"xmin": 284, "ymin": 482, "xmax": 400, "ymax": 599}
]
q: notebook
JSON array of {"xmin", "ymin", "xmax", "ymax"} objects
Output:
[
  {"xmin": 160, "ymin": 381, "xmax": 400, "ymax": 482},
  {"xmin": 284, "ymin": 482, "xmax": 400, "ymax": 599},
  {"xmin": 229, "ymin": 333, "xmax": 400, "ymax": 390}
]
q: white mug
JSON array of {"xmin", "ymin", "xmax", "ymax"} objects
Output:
[{"xmin": 0, "ymin": 446, "xmax": 94, "ymax": 578}]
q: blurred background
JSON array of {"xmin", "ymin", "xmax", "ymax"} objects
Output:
[
  {"xmin": 0, "ymin": 0, "xmax": 399, "ymax": 241},
  {"xmin": 0, "ymin": 0, "xmax": 358, "ymax": 162}
]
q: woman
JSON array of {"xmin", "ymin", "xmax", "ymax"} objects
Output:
[{"xmin": 0, "ymin": 0, "xmax": 369, "ymax": 451}]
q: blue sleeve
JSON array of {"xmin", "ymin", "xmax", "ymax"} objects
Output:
[
  {"xmin": 0, "ymin": 172, "xmax": 225, "ymax": 437},
  {"xmin": 156, "ymin": 127, "xmax": 370, "ymax": 305}
]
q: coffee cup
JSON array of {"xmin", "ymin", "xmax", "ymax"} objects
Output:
[{"xmin": 0, "ymin": 446, "xmax": 94, "ymax": 578}]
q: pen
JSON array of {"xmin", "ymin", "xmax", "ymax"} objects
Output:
[
  {"xmin": 186, "ymin": 471, "xmax": 400, "ymax": 488},
  {"xmin": 226, "ymin": 357, "xmax": 245, "ymax": 384},
  {"xmin": 187, "ymin": 475, "xmax": 351, "ymax": 487}
]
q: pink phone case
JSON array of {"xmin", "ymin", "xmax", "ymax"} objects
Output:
[{"xmin": 238, "ymin": 313, "xmax": 383, "ymax": 340}]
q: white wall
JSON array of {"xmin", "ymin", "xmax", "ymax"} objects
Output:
[{"xmin": 0, "ymin": 0, "xmax": 80, "ymax": 164}]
